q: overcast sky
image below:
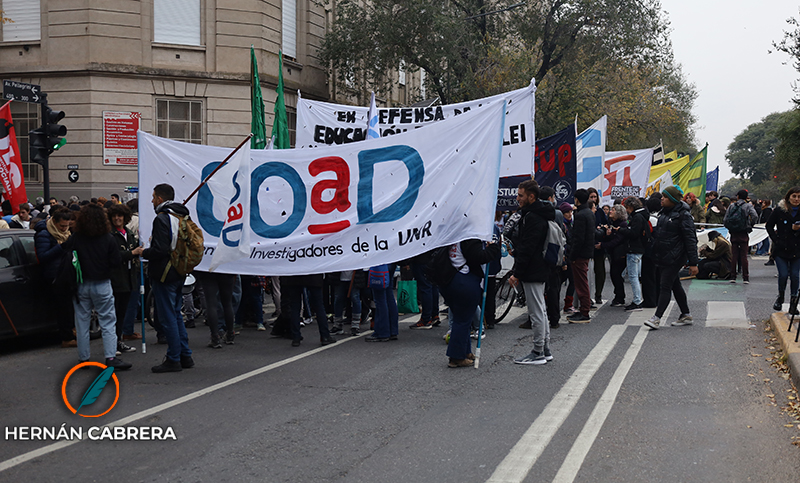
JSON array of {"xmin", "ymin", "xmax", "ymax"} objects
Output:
[{"xmin": 662, "ymin": 0, "xmax": 799, "ymax": 185}]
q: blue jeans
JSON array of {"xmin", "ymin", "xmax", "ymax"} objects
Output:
[
  {"xmin": 411, "ymin": 263, "xmax": 439, "ymax": 321},
  {"xmin": 122, "ymin": 269, "xmax": 142, "ymax": 335},
  {"xmin": 775, "ymin": 256, "xmax": 800, "ymax": 297},
  {"xmin": 371, "ymin": 286, "xmax": 398, "ymax": 339},
  {"xmin": 439, "ymin": 271, "xmax": 482, "ymax": 360},
  {"xmin": 756, "ymin": 238, "xmax": 771, "ymax": 256},
  {"xmin": 73, "ymin": 280, "xmax": 117, "ymax": 361},
  {"xmin": 626, "ymin": 253, "xmax": 643, "ymax": 305},
  {"xmin": 152, "ymin": 278, "xmax": 192, "ymax": 361},
  {"xmin": 334, "ymin": 280, "xmax": 362, "ymax": 327}
]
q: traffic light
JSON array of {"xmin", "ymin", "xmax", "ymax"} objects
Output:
[
  {"xmin": 28, "ymin": 127, "xmax": 49, "ymax": 165},
  {"xmin": 44, "ymin": 105, "xmax": 67, "ymax": 151}
]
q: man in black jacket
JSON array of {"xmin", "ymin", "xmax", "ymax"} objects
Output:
[
  {"xmin": 644, "ymin": 185, "xmax": 699, "ymax": 330},
  {"xmin": 511, "ymin": 180, "xmax": 556, "ymax": 365},
  {"xmin": 568, "ymin": 189, "xmax": 595, "ymax": 322},
  {"xmin": 588, "ymin": 188, "xmax": 607, "ymax": 304},
  {"xmin": 142, "ymin": 183, "xmax": 195, "ymax": 372},
  {"xmin": 619, "ymin": 196, "xmax": 649, "ymax": 311}
]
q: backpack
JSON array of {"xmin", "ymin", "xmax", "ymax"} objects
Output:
[
  {"xmin": 724, "ymin": 202, "xmax": 751, "ymax": 233},
  {"xmin": 161, "ymin": 212, "xmax": 205, "ymax": 282},
  {"xmin": 543, "ymin": 220, "xmax": 566, "ymax": 267},
  {"xmin": 424, "ymin": 245, "xmax": 465, "ymax": 287}
]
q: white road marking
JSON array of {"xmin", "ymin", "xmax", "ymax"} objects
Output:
[
  {"xmin": 486, "ymin": 325, "xmax": 627, "ymax": 483},
  {"xmin": 705, "ymin": 301, "xmax": 749, "ymax": 328},
  {"xmin": 551, "ymin": 325, "xmax": 649, "ymax": 483},
  {"xmin": 0, "ymin": 334, "xmax": 366, "ymax": 473}
]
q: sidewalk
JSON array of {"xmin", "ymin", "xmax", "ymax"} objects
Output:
[{"xmin": 769, "ymin": 312, "xmax": 800, "ymax": 388}]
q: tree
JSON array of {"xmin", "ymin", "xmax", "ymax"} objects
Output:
[
  {"xmin": 725, "ymin": 111, "xmax": 791, "ymax": 185},
  {"xmin": 318, "ymin": 0, "xmax": 697, "ymax": 150}
]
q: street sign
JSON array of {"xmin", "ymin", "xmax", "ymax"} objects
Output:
[
  {"xmin": 66, "ymin": 164, "xmax": 79, "ymax": 170},
  {"xmin": 68, "ymin": 170, "xmax": 79, "ymax": 183},
  {"xmin": 2, "ymin": 80, "xmax": 43, "ymax": 104}
]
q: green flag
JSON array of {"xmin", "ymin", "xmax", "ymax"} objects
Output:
[
  {"xmin": 250, "ymin": 46, "xmax": 267, "ymax": 149},
  {"xmin": 271, "ymin": 51, "xmax": 291, "ymax": 149},
  {"xmin": 674, "ymin": 144, "xmax": 708, "ymax": 205}
]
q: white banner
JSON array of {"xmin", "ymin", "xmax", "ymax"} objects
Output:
[
  {"xmin": 296, "ymin": 81, "xmax": 536, "ymax": 177},
  {"xmin": 138, "ymin": 100, "xmax": 507, "ymax": 275},
  {"xmin": 601, "ymin": 148, "xmax": 653, "ymax": 206},
  {"xmin": 576, "ymin": 115, "xmax": 606, "ymax": 192}
]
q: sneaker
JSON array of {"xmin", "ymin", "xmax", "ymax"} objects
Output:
[
  {"xmin": 291, "ymin": 339, "xmax": 301, "ymax": 347},
  {"xmin": 184, "ymin": 320, "xmax": 196, "ymax": 329},
  {"xmin": 567, "ymin": 313, "xmax": 591, "ymax": 323},
  {"xmin": 543, "ymin": 346, "xmax": 553, "ymax": 361},
  {"xmin": 320, "ymin": 337, "xmax": 337, "ymax": 346},
  {"xmin": 105, "ymin": 357, "xmax": 132, "ymax": 370},
  {"xmin": 514, "ymin": 351, "xmax": 547, "ymax": 365},
  {"xmin": 256, "ymin": 323, "xmax": 266, "ymax": 331},
  {"xmin": 330, "ymin": 325, "xmax": 342, "ymax": 334},
  {"xmin": 410, "ymin": 319, "xmax": 433, "ymax": 329},
  {"xmin": 122, "ymin": 333, "xmax": 141, "ymax": 341},
  {"xmin": 550, "ymin": 322, "xmax": 560, "ymax": 329},
  {"xmin": 448, "ymin": 358, "xmax": 474, "ymax": 368},
  {"xmin": 430, "ymin": 316, "xmax": 441, "ymax": 327},
  {"xmin": 443, "ymin": 329, "xmax": 451, "ymax": 341},
  {"xmin": 389, "ymin": 335, "xmax": 398, "ymax": 340},
  {"xmin": 470, "ymin": 331, "xmax": 486, "ymax": 340},
  {"xmin": 151, "ymin": 357, "xmax": 182, "ymax": 373},
  {"xmin": 117, "ymin": 341, "xmax": 136, "ymax": 354},
  {"xmin": 743, "ymin": 280, "xmax": 750, "ymax": 284},
  {"xmin": 729, "ymin": 279, "xmax": 736, "ymax": 283},
  {"xmin": 595, "ymin": 298, "xmax": 604, "ymax": 305},
  {"xmin": 180, "ymin": 355, "xmax": 195, "ymax": 368},
  {"xmin": 611, "ymin": 300, "xmax": 626, "ymax": 307},
  {"xmin": 624, "ymin": 303, "xmax": 643, "ymax": 312},
  {"xmin": 563, "ymin": 307, "xmax": 577, "ymax": 315},
  {"xmin": 207, "ymin": 339, "xmax": 222, "ymax": 349},
  {"xmin": 671, "ymin": 314, "xmax": 693, "ymax": 326},
  {"xmin": 644, "ymin": 315, "xmax": 660, "ymax": 330},
  {"xmin": 774, "ymin": 295, "xmax": 785, "ymax": 311},
  {"xmin": 765, "ymin": 260, "xmax": 775, "ymax": 266},
  {"xmin": 301, "ymin": 318, "xmax": 313, "ymax": 327},
  {"xmin": 224, "ymin": 332, "xmax": 235, "ymax": 345},
  {"xmin": 350, "ymin": 327, "xmax": 360, "ymax": 336},
  {"xmin": 518, "ymin": 320, "xmax": 532, "ymax": 329},
  {"xmin": 365, "ymin": 335, "xmax": 390, "ymax": 342}
]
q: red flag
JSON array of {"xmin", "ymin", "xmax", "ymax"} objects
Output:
[{"xmin": 0, "ymin": 101, "xmax": 28, "ymax": 213}]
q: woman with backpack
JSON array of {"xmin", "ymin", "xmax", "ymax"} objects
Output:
[
  {"xmin": 61, "ymin": 204, "xmax": 131, "ymax": 369},
  {"xmin": 766, "ymin": 187, "xmax": 800, "ymax": 313}
]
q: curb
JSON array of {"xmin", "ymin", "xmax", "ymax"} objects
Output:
[{"xmin": 769, "ymin": 312, "xmax": 800, "ymax": 388}]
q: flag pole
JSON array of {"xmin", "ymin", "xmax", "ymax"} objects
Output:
[{"xmin": 182, "ymin": 133, "xmax": 253, "ymax": 205}]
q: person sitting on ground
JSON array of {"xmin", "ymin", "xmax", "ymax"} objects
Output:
[{"xmin": 696, "ymin": 231, "xmax": 731, "ymax": 280}]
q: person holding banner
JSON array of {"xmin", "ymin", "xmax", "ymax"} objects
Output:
[
  {"xmin": 142, "ymin": 183, "xmax": 194, "ymax": 373},
  {"xmin": 644, "ymin": 185, "xmax": 698, "ymax": 330}
]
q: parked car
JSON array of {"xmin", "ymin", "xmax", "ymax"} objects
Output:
[{"xmin": 0, "ymin": 229, "xmax": 51, "ymax": 340}]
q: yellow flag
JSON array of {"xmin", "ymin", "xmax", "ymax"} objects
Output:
[
  {"xmin": 674, "ymin": 146, "xmax": 708, "ymax": 204},
  {"xmin": 649, "ymin": 154, "xmax": 690, "ymax": 183},
  {"xmin": 664, "ymin": 150, "xmax": 678, "ymax": 163}
]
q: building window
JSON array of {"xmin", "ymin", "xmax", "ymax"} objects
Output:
[
  {"xmin": 282, "ymin": 0, "xmax": 297, "ymax": 59},
  {"xmin": 153, "ymin": 0, "xmax": 201, "ymax": 46},
  {"xmin": 286, "ymin": 107, "xmax": 297, "ymax": 148},
  {"xmin": 1, "ymin": 0, "xmax": 41, "ymax": 42},
  {"xmin": 10, "ymin": 102, "xmax": 40, "ymax": 183},
  {"xmin": 156, "ymin": 99, "xmax": 202, "ymax": 144}
]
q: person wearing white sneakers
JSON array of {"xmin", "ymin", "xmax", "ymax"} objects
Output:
[{"xmin": 644, "ymin": 185, "xmax": 698, "ymax": 330}]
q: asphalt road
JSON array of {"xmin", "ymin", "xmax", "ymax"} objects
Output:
[{"xmin": 1, "ymin": 256, "xmax": 798, "ymax": 483}]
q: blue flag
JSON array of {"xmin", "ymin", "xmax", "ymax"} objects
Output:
[{"xmin": 706, "ymin": 166, "xmax": 719, "ymax": 192}]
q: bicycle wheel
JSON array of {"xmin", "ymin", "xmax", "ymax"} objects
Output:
[
  {"xmin": 494, "ymin": 272, "xmax": 515, "ymax": 323},
  {"xmin": 144, "ymin": 290, "xmax": 156, "ymax": 328}
]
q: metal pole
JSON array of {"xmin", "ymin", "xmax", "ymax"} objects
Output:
[{"xmin": 182, "ymin": 134, "xmax": 253, "ymax": 205}]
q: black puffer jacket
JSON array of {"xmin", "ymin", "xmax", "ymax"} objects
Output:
[
  {"xmin": 618, "ymin": 207, "xmax": 649, "ymax": 255},
  {"xmin": 142, "ymin": 201, "xmax": 190, "ymax": 284},
  {"xmin": 766, "ymin": 200, "xmax": 800, "ymax": 260},
  {"xmin": 34, "ymin": 220, "xmax": 65, "ymax": 283},
  {"xmin": 570, "ymin": 204, "xmax": 596, "ymax": 260},
  {"xmin": 653, "ymin": 201, "xmax": 699, "ymax": 267},
  {"xmin": 110, "ymin": 229, "xmax": 139, "ymax": 293},
  {"xmin": 510, "ymin": 200, "xmax": 555, "ymax": 283}
]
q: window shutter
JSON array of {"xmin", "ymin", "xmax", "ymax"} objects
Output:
[
  {"xmin": 153, "ymin": 0, "xmax": 201, "ymax": 46},
  {"xmin": 282, "ymin": 0, "xmax": 297, "ymax": 58},
  {"xmin": 2, "ymin": 0, "xmax": 41, "ymax": 42}
]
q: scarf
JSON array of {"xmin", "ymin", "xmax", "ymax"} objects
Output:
[{"xmin": 46, "ymin": 217, "xmax": 70, "ymax": 244}]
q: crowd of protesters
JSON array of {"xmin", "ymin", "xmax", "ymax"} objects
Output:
[{"xmin": 4, "ymin": 177, "xmax": 797, "ymax": 371}]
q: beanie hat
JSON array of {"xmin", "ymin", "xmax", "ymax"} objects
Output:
[
  {"xmin": 558, "ymin": 202, "xmax": 573, "ymax": 213},
  {"xmin": 662, "ymin": 185, "xmax": 684, "ymax": 204}
]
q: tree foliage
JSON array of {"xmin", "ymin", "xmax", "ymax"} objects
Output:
[
  {"xmin": 318, "ymin": 0, "xmax": 698, "ymax": 150},
  {"xmin": 725, "ymin": 112, "xmax": 791, "ymax": 185}
]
